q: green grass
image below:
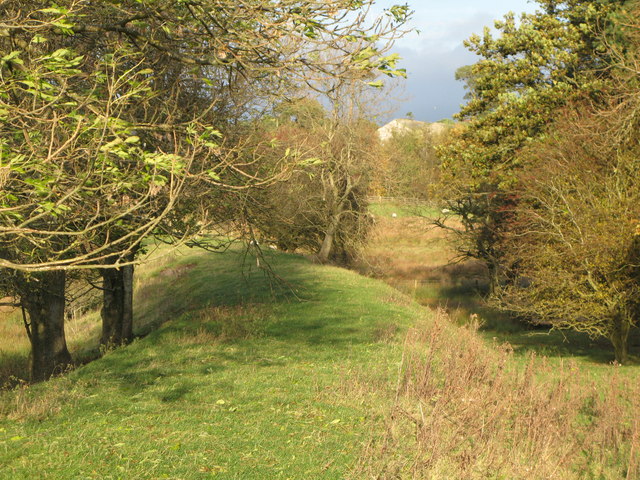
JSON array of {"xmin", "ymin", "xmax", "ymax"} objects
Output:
[
  {"xmin": 0, "ymin": 243, "xmax": 637, "ymax": 479},
  {"xmin": 0, "ymin": 246, "xmax": 421, "ymax": 479},
  {"xmin": 368, "ymin": 201, "xmax": 440, "ymax": 219}
]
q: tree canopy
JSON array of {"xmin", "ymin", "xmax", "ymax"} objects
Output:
[
  {"xmin": 1, "ymin": 0, "xmax": 411, "ymax": 272},
  {"xmin": 0, "ymin": 0, "xmax": 411, "ymax": 380},
  {"xmin": 439, "ymin": 0, "xmax": 640, "ymax": 362}
]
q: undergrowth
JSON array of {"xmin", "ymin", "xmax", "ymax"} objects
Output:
[{"xmin": 354, "ymin": 310, "xmax": 640, "ymax": 479}]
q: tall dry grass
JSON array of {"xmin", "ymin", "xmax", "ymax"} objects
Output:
[{"xmin": 354, "ymin": 310, "xmax": 639, "ymax": 479}]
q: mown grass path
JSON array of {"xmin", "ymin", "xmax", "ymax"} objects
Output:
[{"xmin": 0, "ymin": 248, "xmax": 423, "ymax": 479}]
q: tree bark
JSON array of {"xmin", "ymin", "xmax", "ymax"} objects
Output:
[
  {"xmin": 317, "ymin": 215, "xmax": 340, "ymax": 264},
  {"xmin": 20, "ymin": 270, "xmax": 72, "ymax": 382},
  {"xmin": 100, "ymin": 263, "xmax": 134, "ymax": 348},
  {"xmin": 609, "ymin": 313, "xmax": 630, "ymax": 365},
  {"xmin": 486, "ymin": 261, "xmax": 500, "ymax": 295},
  {"xmin": 122, "ymin": 263, "xmax": 134, "ymax": 343}
]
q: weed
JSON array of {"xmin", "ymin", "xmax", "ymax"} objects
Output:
[{"xmin": 354, "ymin": 310, "xmax": 640, "ymax": 479}]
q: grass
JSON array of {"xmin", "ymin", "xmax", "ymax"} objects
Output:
[
  {"xmin": 368, "ymin": 201, "xmax": 440, "ymax": 219},
  {"xmin": 0, "ymin": 245, "xmax": 421, "ymax": 479},
  {"xmin": 355, "ymin": 311, "xmax": 640, "ymax": 479},
  {"xmin": 0, "ymin": 211, "xmax": 639, "ymax": 478},
  {"xmin": 0, "ymin": 241, "xmax": 638, "ymax": 478}
]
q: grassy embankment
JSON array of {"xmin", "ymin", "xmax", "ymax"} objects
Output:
[
  {"xmin": 0, "ymin": 245, "xmax": 421, "ymax": 478},
  {"xmin": 0, "ymin": 226, "xmax": 637, "ymax": 478}
]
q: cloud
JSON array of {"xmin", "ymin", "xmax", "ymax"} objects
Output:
[
  {"xmin": 385, "ymin": 43, "xmax": 476, "ymax": 122},
  {"xmin": 372, "ymin": 1, "xmax": 537, "ymax": 123}
]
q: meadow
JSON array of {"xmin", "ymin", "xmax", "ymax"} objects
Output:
[{"xmin": 0, "ymin": 208, "xmax": 638, "ymax": 478}]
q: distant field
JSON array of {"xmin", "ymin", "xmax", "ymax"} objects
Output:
[{"xmin": 368, "ymin": 200, "xmax": 441, "ymax": 219}]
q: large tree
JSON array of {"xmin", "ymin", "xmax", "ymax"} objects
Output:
[
  {"xmin": 437, "ymin": 0, "xmax": 620, "ymax": 290},
  {"xmin": 0, "ymin": 0, "xmax": 411, "ymax": 380},
  {"xmin": 497, "ymin": 102, "xmax": 640, "ymax": 363}
]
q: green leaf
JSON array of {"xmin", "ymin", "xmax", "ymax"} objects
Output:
[
  {"xmin": 100, "ymin": 138, "xmax": 124, "ymax": 152},
  {"xmin": 38, "ymin": 6, "xmax": 69, "ymax": 15},
  {"xmin": 50, "ymin": 48, "xmax": 71, "ymax": 58},
  {"xmin": 1, "ymin": 51, "xmax": 23, "ymax": 66},
  {"xmin": 300, "ymin": 157, "xmax": 323, "ymax": 166},
  {"xmin": 31, "ymin": 34, "xmax": 48, "ymax": 44}
]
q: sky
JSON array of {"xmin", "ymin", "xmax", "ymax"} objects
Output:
[{"xmin": 370, "ymin": 0, "xmax": 537, "ymax": 123}]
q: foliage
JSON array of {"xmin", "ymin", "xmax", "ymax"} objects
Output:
[
  {"xmin": 246, "ymin": 94, "xmax": 380, "ymax": 265},
  {"xmin": 0, "ymin": 0, "xmax": 411, "ymax": 272},
  {"xmin": 437, "ymin": 0, "xmax": 619, "ymax": 285},
  {"xmin": 494, "ymin": 4, "xmax": 640, "ymax": 364},
  {"xmin": 376, "ymin": 124, "xmax": 447, "ymax": 199},
  {"xmin": 0, "ymin": 0, "xmax": 411, "ymax": 379},
  {"xmin": 0, "ymin": 45, "xmax": 198, "ymax": 272},
  {"xmin": 496, "ymin": 105, "xmax": 640, "ymax": 363}
]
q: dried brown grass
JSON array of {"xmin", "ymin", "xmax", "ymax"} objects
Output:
[
  {"xmin": 362, "ymin": 215, "xmax": 487, "ymax": 291},
  {"xmin": 0, "ymin": 375, "xmax": 86, "ymax": 421},
  {"xmin": 354, "ymin": 310, "xmax": 640, "ymax": 479}
]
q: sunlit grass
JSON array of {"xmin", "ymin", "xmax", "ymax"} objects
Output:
[
  {"xmin": 368, "ymin": 201, "xmax": 440, "ymax": 219},
  {"xmin": 0, "ymin": 245, "xmax": 421, "ymax": 478},
  {"xmin": 0, "ymin": 236, "xmax": 637, "ymax": 478}
]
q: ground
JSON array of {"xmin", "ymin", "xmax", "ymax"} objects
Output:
[{"xmin": 0, "ymin": 206, "xmax": 637, "ymax": 478}]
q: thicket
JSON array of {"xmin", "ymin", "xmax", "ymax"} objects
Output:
[{"xmin": 438, "ymin": 0, "xmax": 640, "ymax": 362}]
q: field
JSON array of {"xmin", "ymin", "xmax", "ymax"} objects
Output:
[
  {"xmin": 0, "ymin": 210, "xmax": 638, "ymax": 478},
  {"xmin": 362, "ymin": 201, "xmax": 640, "ymax": 368}
]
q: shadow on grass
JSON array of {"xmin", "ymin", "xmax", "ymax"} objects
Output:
[
  {"xmin": 0, "ymin": 248, "xmax": 320, "ymax": 387},
  {"xmin": 409, "ymin": 279, "xmax": 639, "ymax": 365},
  {"xmin": 134, "ymin": 248, "xmax": 394, "ymax": 349},
  {"xmin": 57, "ymin": 247, "xmax": 407, "ymax": 396}
]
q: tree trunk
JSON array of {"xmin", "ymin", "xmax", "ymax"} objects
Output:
[
  {"xmin": 317, "ymin": 215, "xmax": 340, "ymax": 264},
  {"xmin": 486, "ymin": 261, "xmax": 500, "ymax": 295},
  {"xmin": 100, "ymin": 263, "xmax": 134, "ymax": 348},
  {"xmin": 609, "ymin": 313, "xmax": 631, "ymax": 365},
  {"xmin": 21, "ymin": 270, "xmax": 72, "ymax": 382},
  {"xmin": 122, "ymin": 263, "xmax": 134, "ymax": 343}
]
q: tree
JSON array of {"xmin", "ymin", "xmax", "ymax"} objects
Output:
[
  {"xmin": 245, "ymin": 94, "xmax": 379, "ymax": 265},
  {"xmin": 0, "ymin": 0, "xmax": 411, "ymax": 380},
  {"xmin": 495, "ymin": 3, "xmax": 640, "ymax": 364},
  {"xmin": 0, "ymin": 41, "xmax": 195, "ymax": 378},
  {"xmin": 378, "ymin": 124, "xmax": 447, "ymax": 200},
  {"xmin": 496, "ymin": 103, "xmax": 640, "ymax": 363},
  {"xmin": 437, "ymin": 0, "xmax": 619, "ymax": 290}
]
